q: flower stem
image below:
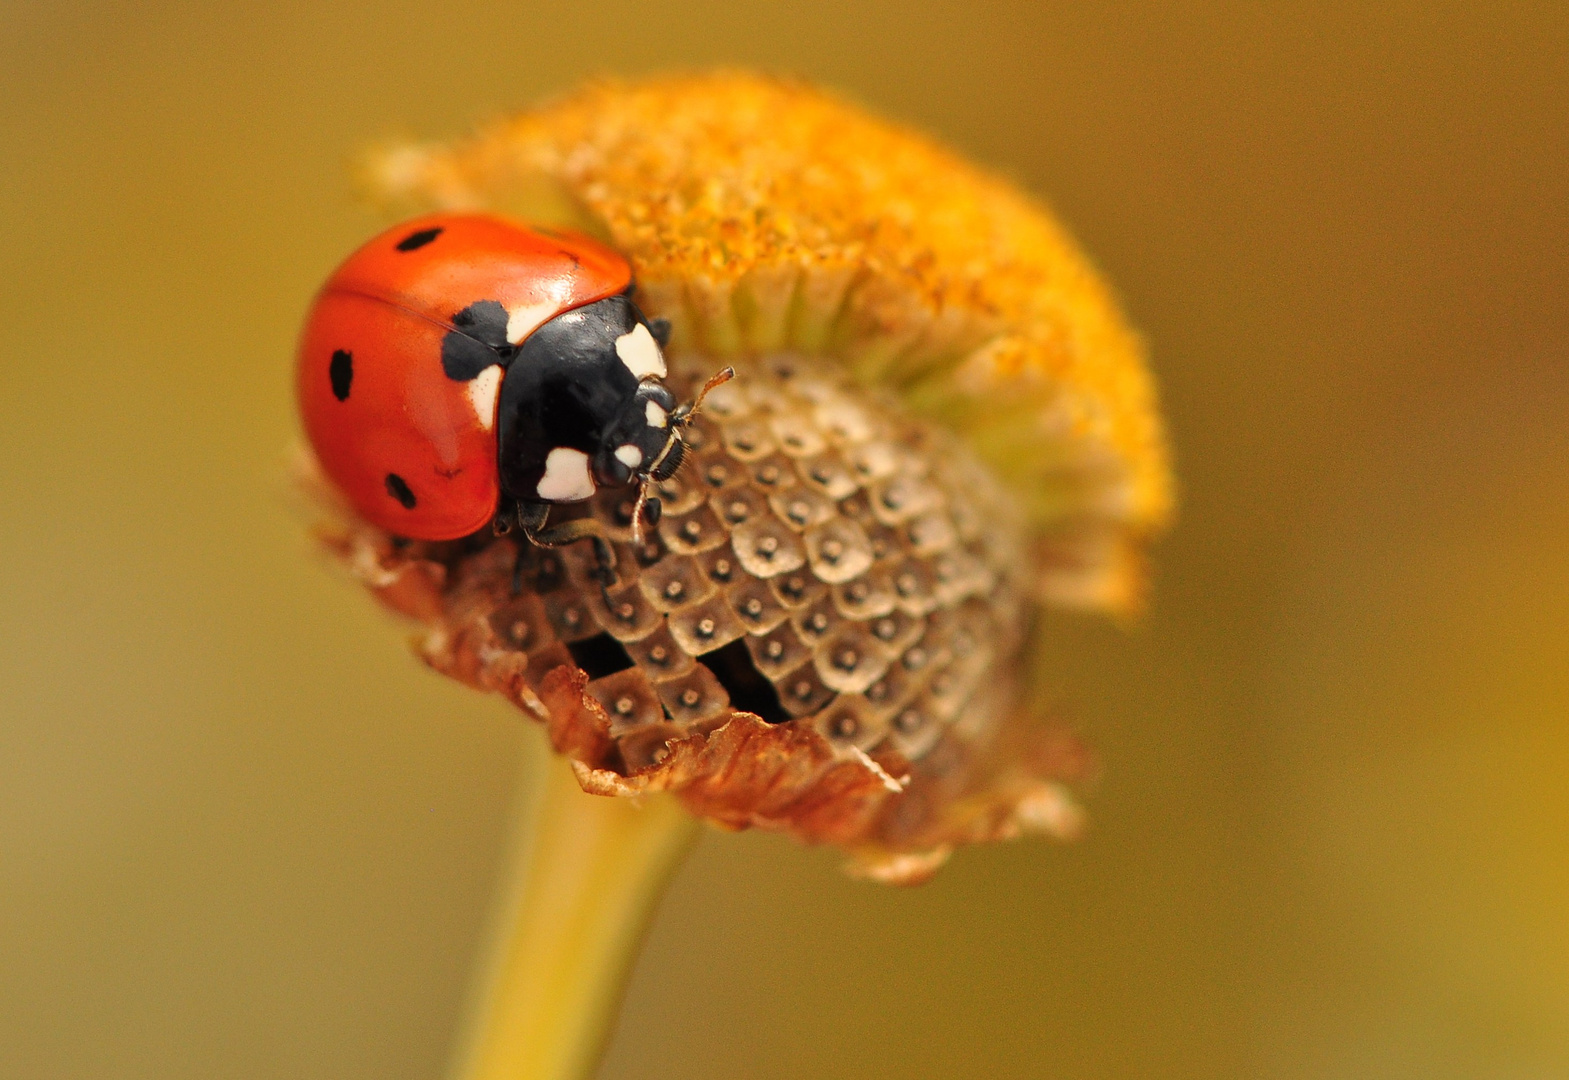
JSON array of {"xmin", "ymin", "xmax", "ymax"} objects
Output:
[{"xmin": 447, "ymin": 734, "xmax": 699, "ymax": 1080}]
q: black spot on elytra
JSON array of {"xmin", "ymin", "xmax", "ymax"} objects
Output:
[
  {"xmin": 441, "ymin": 299, "xmax": 512, "ymax": 380},
  {"xmin": 395, "ymin": 227, "xmax": 443, "ymax": 252},
  {"xmin": 329, "ymin": 349, "xmax": 353, "ymax": 400},
  {"xmin": 385, "ymin": 473, "xmax": 417, "ymax": 509}
]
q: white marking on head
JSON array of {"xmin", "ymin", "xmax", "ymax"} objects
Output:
[
  {"xmin": 536, "ymin": 447, "xmax": 596, "ymax": 501},
  {"xmin": 614, "ymin": 444, "xmax": 643, "ymax": 469},
  {"xmin": 615, "ymin": 323, "xmax": 666, "ymax": 380},
  {"xmin": 645, "ymin": 401, "xmax": 669, "ymax": 429},
  {"xmin": 465, "ymin": 365, "xmax": 503, "ymax": 431}
]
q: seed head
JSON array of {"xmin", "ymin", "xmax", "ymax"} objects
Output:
[{"xmin": 318, "ymin": 72, "xmax": 1172, "ymax": 882}]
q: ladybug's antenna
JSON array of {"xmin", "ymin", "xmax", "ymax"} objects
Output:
[{"xmin": 679, "ymin": 366, "xmax": 736, "ymax": 422}]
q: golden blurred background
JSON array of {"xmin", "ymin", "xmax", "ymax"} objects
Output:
[{"xmin": 2, "ymin": 2, "xmax": 1567, "ymax": 1077}]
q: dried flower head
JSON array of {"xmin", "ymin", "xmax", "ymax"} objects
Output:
[{"xmin": 317, "ymin": 72, "xmax": 1170, "ymax": 883}]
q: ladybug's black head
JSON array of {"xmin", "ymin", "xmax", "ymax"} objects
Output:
[
  {"xmin": 616, "ymin": 365, "xmax": 735, "ymax": 542},
  {"xmin": 591, "ymin": 380, "xmax": 680, "ymax": 488}
]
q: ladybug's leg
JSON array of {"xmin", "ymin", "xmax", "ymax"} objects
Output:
[
  {"xmin": 626, "ymin": 482, "xmax": 664, "ymax": 546},
  {"xmin": 517, "ymin": 502, "xmax": 617, "ymax": 585},
  {"xmin": 492, "ymin": 500, "xmax": 516, "ymax": 536}
]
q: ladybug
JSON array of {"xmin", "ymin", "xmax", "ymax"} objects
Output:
[{"xmin": 297, "ymin": 212, "xmax": 731, "ymax": 558}]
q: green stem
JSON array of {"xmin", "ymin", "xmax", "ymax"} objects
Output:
[{"xmin": 447, "ymin": 733, "xmax": 699, "ymax": 1080}]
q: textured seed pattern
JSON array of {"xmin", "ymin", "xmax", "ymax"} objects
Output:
[
  {"xmin": 463, "ymin": 354, "xmax": 1029, "ymax": 772},
  {"xmin": 314, "ymin": 352, "xmax": 1094, "ymax": 880}
]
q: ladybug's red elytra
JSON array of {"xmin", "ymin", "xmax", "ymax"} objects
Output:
[{"xmin": 298, "ymin": 213, "xmax": 731, "ymax": 559}]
